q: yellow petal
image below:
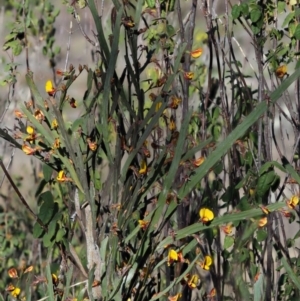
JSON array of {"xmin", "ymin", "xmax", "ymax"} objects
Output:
[
  {"xmin": 202, "ymin": 255, "xmax": 212, "ymax": 270},
  {"xmin": 199, "ymin": 208, "xmax": 214, "ymax": 223},
  {"xmin": 26, "ymin": 125, "xmax": 34, "ymax": 135},
  {"xmin": 11, "ymin": 287, "xmax": 21, "ymax": 298},
  {"xmin": 167, "ymin": 249, "xmax": 178, "ymax": 266},
  {"xmin": 187, "ymin": 274, "xmax": 199, "ymax": 289},
  {"xmin": 56, "ymin": 170, "xmax": 66, "ymax": 182},
  {"xmin": 45, "ymin": 80, "xmax": 55, "ymax": 96},
  {"xmin": 258, "ymin": 217, "xmax": 267, "ymax": 227},
  {"xmin": 139, "ymin": 160, "xmax": 147, "ymax": 175}
]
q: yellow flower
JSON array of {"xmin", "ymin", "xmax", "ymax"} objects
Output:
[
  {"xmin": 190, "ymin": 48, "xmax": 203, "ymax": 58},
  {"xmin": 26, "ymin": 125, "xmax": 34, "ymax": 134},
  {"xmin": 56, "ymin": 170, "xmax": 71, "ymax": 183},
  {"xmin": 199, "ymin": 208, "xmax": 214, "ymax": 224},
  {"xmin": 11, "ymin": 287, "xmax": 21, "ymax": 298},
  {"xmin": 200, "ymin": 255, "xmax": 213, "ymax": 270},
  {"xmin": 51, "ymin": 119, "xmax": 58, "ymax": 129},
  {"xmin": 45, "ymin": 80, "xmax": 56, "ymax": 96},
  {"xmin": 275, "ymin": 65, "xmax": 287, "ymax": 78},
  {"xmin": 139, "ymin": 160, "xmax": 147, "ymax": 175},
  {"xmin": 52, "ymin": 273, "xmax": 59, "ymax": 286},
  {"xmin": 287, "ymin": 195, "xmax": 299, "ymax": 209},
  {"xmin": 138, "ymin": 220, "xmax": 149, "ymax": 230},
  {"xmin": 258, "ymin": 217, "xmax": 267, "ymax": 227},
  {"xmin": 187, "ymin": 274, "xmax": 199, "ymax": 289},
  {"xmin": 167, "ymin": 249, "xmax": 178, "ymax": 266}
]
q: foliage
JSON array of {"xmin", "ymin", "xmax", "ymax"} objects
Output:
[{"xmin": 1, "ymin": 0, "xmax": 300, "ymax": 301}]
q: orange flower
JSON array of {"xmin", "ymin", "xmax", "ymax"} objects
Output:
[
  {"xmin": 70, "ymin": 97, "xmax": 77, "ymax": 108},
  {"xmin": 190, "ymin": 48, "xmax": 203, "ymax": 58},
  {"xmin": 168, "ymin": 293, "xmax": 182, "ymax": 301},
  {"xmin": 183, "ymin": 72, "xmax": 194, "ymax": 80},
  {"xmin": 53, "ymin": 138, "xmax": 60, "ymax": 149},
  {"xmin": 169, "ymin": 115, "xmax": 176, "ymax": 131},
  {"xmin": 287, "ymin": 195, "xmax": 299, "ymax": 209},
  {"xmin": 22, "ymin": 144, "xmax": 37, "ymax": 155},
  {"xmin": 5, "ymin": 284, "xmax": 15, "ymax": 292},
  {"xmin": 14, "ymin": 109, "xmax": 24, "ymax": 119},
  {"xmin": 221, "ymin": 223, "xmax": 233, "ymax": 235},
  {"xmin": 45, "ymin": 80, "xmax": 56, "ymax": 96},
  {"xmin": 24, "ymin": 266, "xmax": 34, "ymax": 273},
  {"xmin": 260, "ymin": 205, "xmax": 270, "ymax": 215},
  {"xmin": 258, "ymin": 216, "xmax": 267, "ymax": 227},
  {"xmin": 199, "ymin": 208, "xmax": 214, "ymax": 224},
  {"xmin": 34, "ymin": 109, "xmax": 45, "ymax": 122},
  {"xmin": 138, "ymin": 220, "xmax": 149, "ymax": 230},
  {"xmin": 193, "ymin": 157, "xmax": 205, "ymax": 167},
  {"xmin": 87, "ymin": 138, "xmax": 97, "ymax": 151},
  {"xmin": 8, "ymin": 268, "xmax": 18, "ymax": 278},
  {"xmin": 275, "ymin": 65, "xmax": 287, "ymax": 78},
  {"xmin": 254, "ymin": 272, "xmax": 261, "ymax": 282},
  {"xmin": 207, "ymin": 288, "xmax": 216, "ymax": 298},
  {"xmin": 280, "ymin": 209, "xmax": 292, "ymax": 218},
  {"xmin": 169, "ymin": 96, "xmax": 181, "ymax": 109}
]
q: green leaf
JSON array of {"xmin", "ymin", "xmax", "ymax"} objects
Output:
[
  {"xmin": 55, "ymin": 228, "xmax": 66, "ymax": 242},
  {"xmin": 240, "ymin": 3, "xmax": 249, "ymax": 15},
  {"xmin": 283, "ymin": 12, "xmax": 295, "ymax": 28},
  {"xmin": 277, "ymin": 1, "xmax": 286, "ymax": 14},
  {"xmin": 256, "ymin": 170, "xmax": 276, "ymax": 197},
  {"xmin": 43, "ymin": 164, "xmax": 53, "ymax": 182},
  {"xmin": 33, "ymin": 222, "xmax": 44, "ymax": 238},
  {"xmin": 250, "ymin": 8, "xmax": 262, "ymax": 23},
  {"xmin": 38, "ymin": 191, "xmax": 58, "ymax": 225},
  {"xmin": 224, "ymin": 236, "xmax": 234, "ymax": 249},
  {"xmin": 294, "ymin": 24, "xmax": 300, "ymax": 39},
  {"xmin": 256, "ymin": 229, "xmax": 267, "ymax": 242},
  {"xmin": 232, "ymin": 4, "xmax": 241, "ymax": 19}
]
